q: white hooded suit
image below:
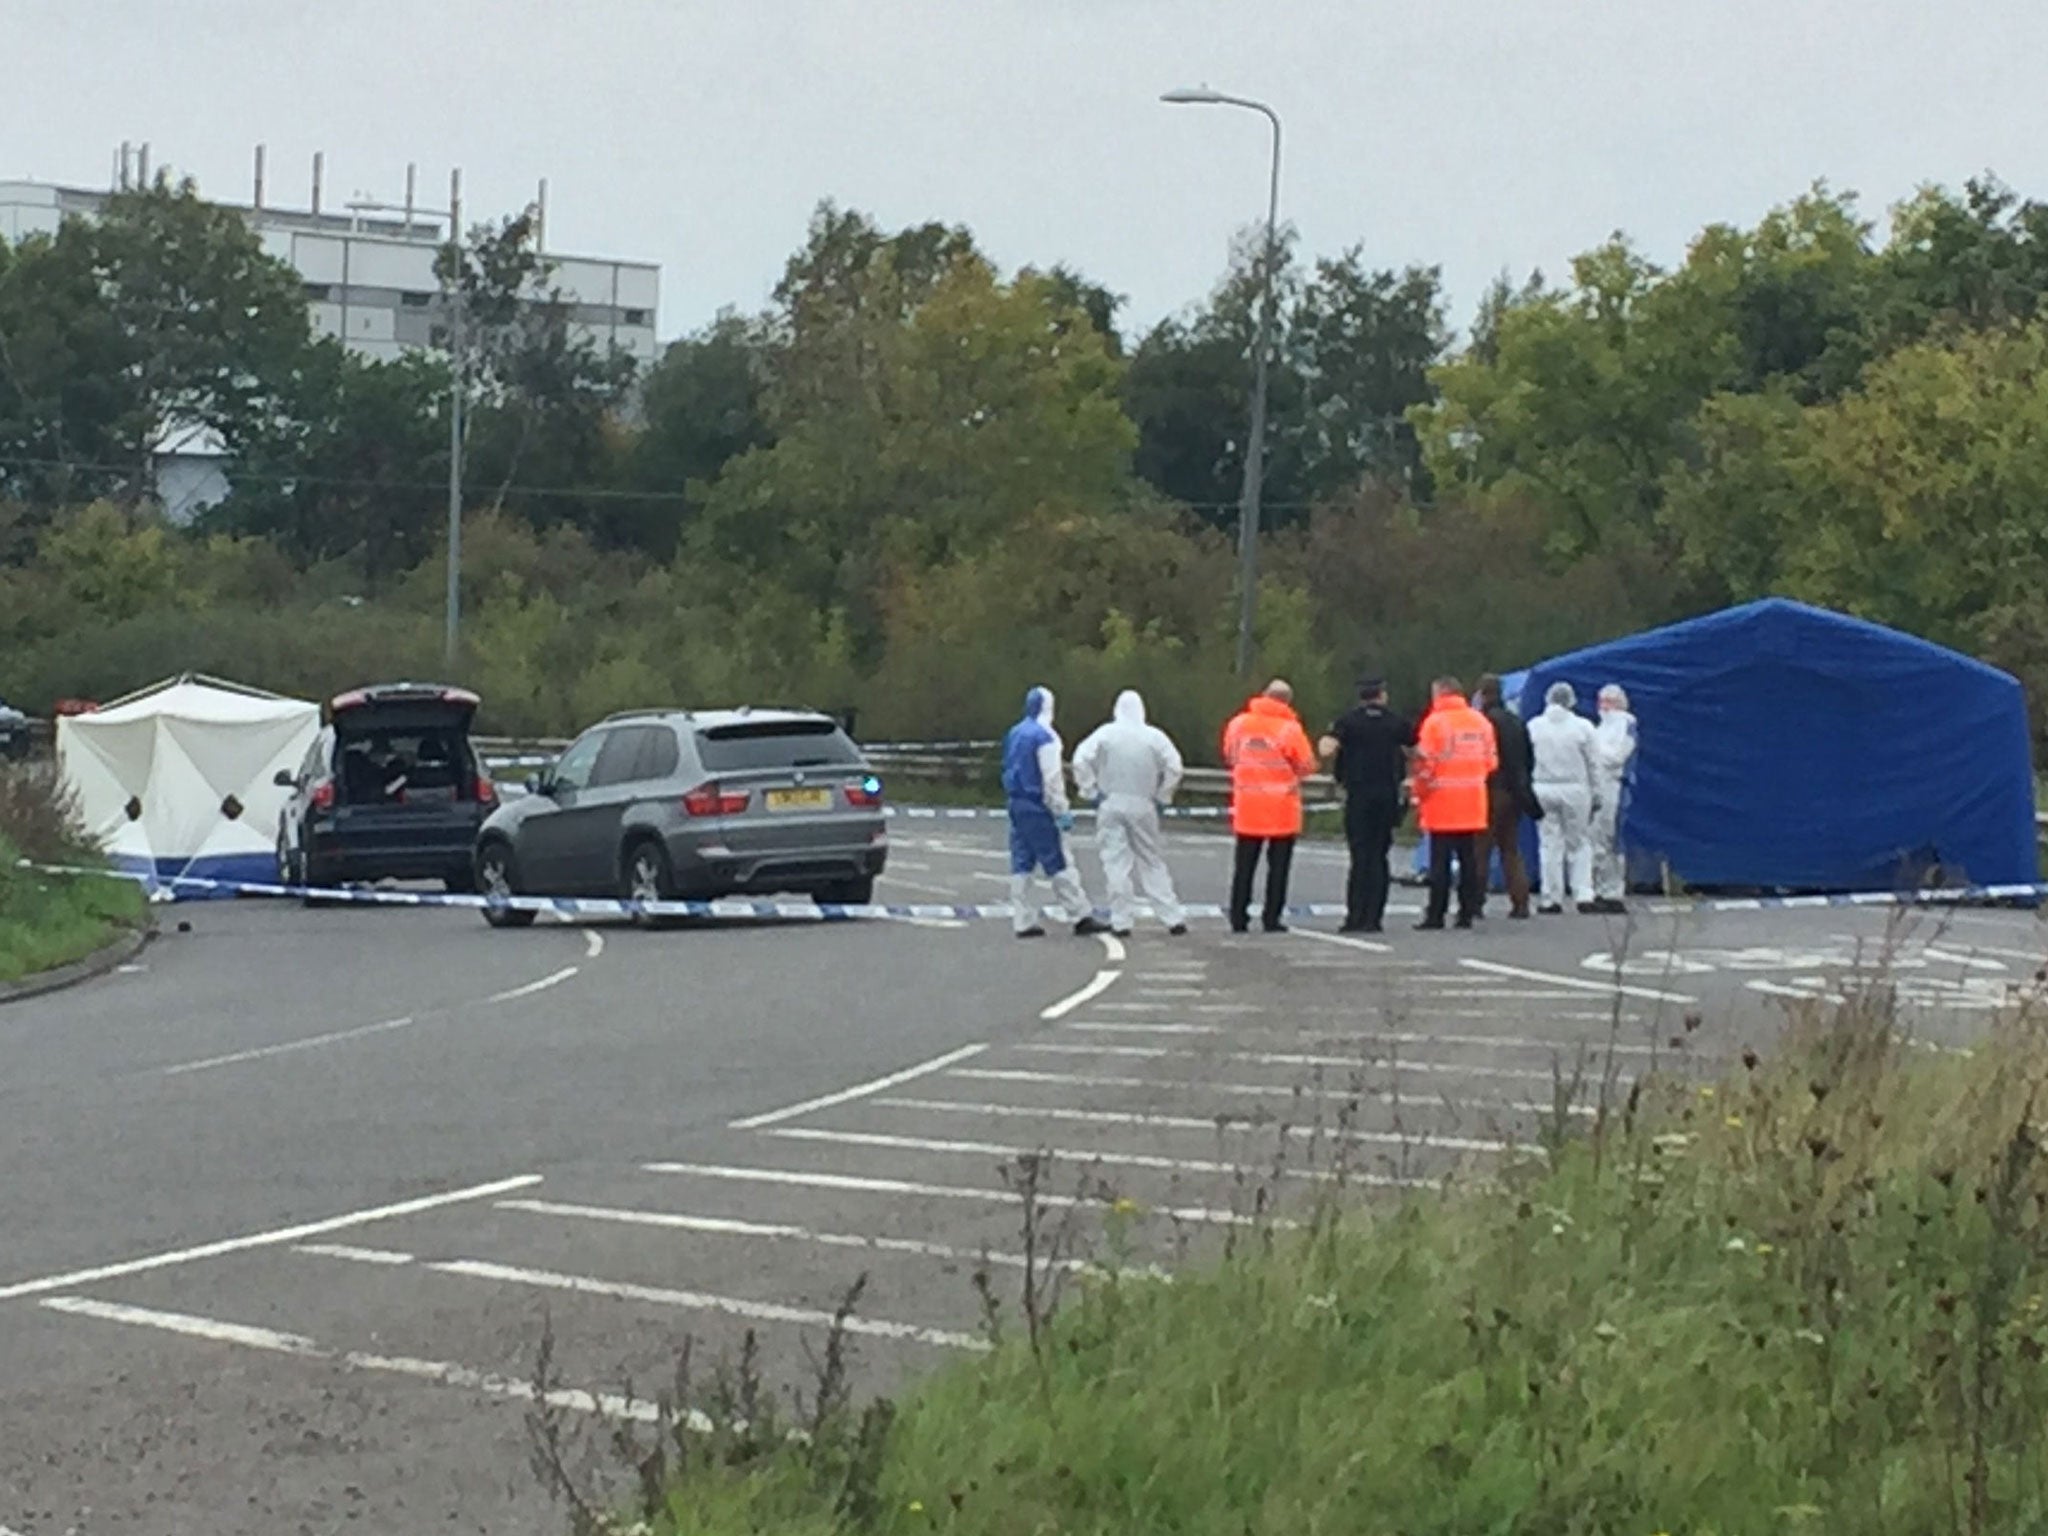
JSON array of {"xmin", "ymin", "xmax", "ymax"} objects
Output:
[{"xmin": 1071, "ymin": 690, "xmax": 1187, "ymax": 933}]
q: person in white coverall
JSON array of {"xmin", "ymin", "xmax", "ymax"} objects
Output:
[
  {"xmin": 1590, "ymin": 683, "xmax": 1638, "ymax": 912},
  {"xmin": 1072, "ymin": 690, "xmax": 1189, "ymax": 937},
  {"xmin": 1525, "ymin": 680, "xmax": 1600, "ymax": 914}
]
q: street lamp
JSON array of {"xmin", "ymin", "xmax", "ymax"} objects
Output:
[{"xmin": 1162, "ymin": 86, "xmax": 1283, "ymax": 678}]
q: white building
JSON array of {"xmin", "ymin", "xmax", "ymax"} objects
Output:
[{"xmin": 0, "ymin": 166, "xmax": 660, "ymax": 368}]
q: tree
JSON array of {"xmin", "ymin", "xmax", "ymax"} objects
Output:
[
  {"xmin": 1290, "ymin": 252, "xmax": 1446, "ymax": 498},
  {"xmin": 622, "ymin": 313, "xmax": 775, "ymax": 555},
  {"xmin": 0, "ymin": 180, "xmax": 312, "ymax": 509}
]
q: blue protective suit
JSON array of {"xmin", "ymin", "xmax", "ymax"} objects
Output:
[{"xmin": 1002, "ymin": 686, "xmax": 1072, "ymax": 877}]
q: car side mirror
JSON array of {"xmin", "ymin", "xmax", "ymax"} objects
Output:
[
  {"xmin": 526, "ymin": 774, "xmax": 551, "ymax": 797},
  {"xmin": 273, "ymin": 769, "xmax": 295, "ymax": 788}
]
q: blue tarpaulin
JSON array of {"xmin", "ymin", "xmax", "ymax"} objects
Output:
[{"xmin": 1508, "ymin": 599, "xmax": 2037, "ymax": 892}]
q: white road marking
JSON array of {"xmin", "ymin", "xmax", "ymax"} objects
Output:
[
  {"xmin": 1459, "ymin": 958, "xmax": 1697, "ymax": 1004},
  {"xmin": 0, "ymin": 1174, "xmax": 541, "ymax": 1304},
  {"xmin": 1068, "ymin": 1021, "xmax": 1220, "ymax": 1035},
  {"xmin": 430, "ymin": 1258, "xmax": 987, "ymax": 1350},
  {"xmin": 1135, "ymin": 987, "xmax": 1205, "ymax": 998},
  {"xmin": 584, "ymin": 929, "xmax": 605, "ymax": 959},
  {"xmin": 870, "ymin": 1096, "xmax": 1525, "ymax": 1154},
  {"xmin": 1015, "ymin": 1041, "xmax": 1660, "ymax": 1082},
  {"xmin": 970, "ymin": 871, "xmax": 1011, "ymax": 885},
  {"xmin": 40, "ymin": 1295, "xmax": 666, "ymax": 1424},
  {"xmin": 487, "ymin": 965, "xmax": 579, "ymax": 1003},
  {"xmin": 764, "ymin": 1126, "xmax": 1412, "ymax": 1185},
  {"xmin": 642, "ymin": 1161, "xmax": 1267, "ymax": 1225},
  {"xmin": 498, "ymin": 1197, "xmax": 1063, "ymax": 1271},
  {"xmin": 160, "ymin": 1015, "xmax": 416, "ymax": 1076},
  {"xmin": 728, "ymin": 1042, "xmax": 990, "ymax": 1129},
  {"xmin": 1290, "ymin": 928, "xmax": 1393, "ymax": 956},
  {"xmin": 1092, "ymin": 1002, "xmax": 1170, "ymax": 1012},
  {"xmin": 878, "ymin": 873, "xmax": 965, "ymax": 898},
  {"xmin": 888, "ymin": 858, "xmax": 934, "ymax": 871},
  {"xmin": 1097, "ymin": 931, "xmax": 1127, "ymax": 963},
  {"xmin": 293, "ymin": 1243, "xmax": 416, "ymax": 1266},
  {"xmin": 1041, "ymin": 969, "xmax": 1122, "ymax": 1021},
  {"xmin": 949, "ymin": 1065, "xmax": 1595, "ymax": 1117}
]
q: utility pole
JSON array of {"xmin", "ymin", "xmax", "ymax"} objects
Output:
[{"xmin": 443, "ymin": 169, "xmax": 463, "ymax": 674}]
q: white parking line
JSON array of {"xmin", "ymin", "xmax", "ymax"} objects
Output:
[
  {"xmin": 293, "ymin": 1243, "xmax": 416, "ymax": 1266},
  {"xmin": 728, "ymin": 1042, "xmax": 991, "ymax": 1130},
  {"xmin": 41, "ymin": 1295, "xmax": 666, "ymax": 1423},
  {"xmin": 497, "ymin": 1197, "xmax": 1064, "ymax": 1271},
  {"xmin": 0, "ymin": 1174, "xmax": 542, "ymax": 1304},
  {"xmin": 1097, "ymin": 931, "xmax": 1128, "ymax": 964},
  {"xmin": 1068, "ymin": 1021, "xmax": 1220, "ymax": 1035},
  {"xmin": 868, "ymin": 1096, "xmax": 1525, "ymax": 1154},
  {"xmin": 763, "ymin": 1126, "xmax": 1412, "ymax": 1186},
  {"xmin": 1290, "ymin": 928, "xmax": 1394, "ymax": 956},
  {"xmin": 1459, "ymin": 958, "xmax": 1697, "ymax": 1004},
  {"xmin": 948, "ymin": 1065, "xmax": 1595, "ymax": 1117},
  {"xmin": 430, "ymin": 1259, "xmax": 988, "ymax": 1350},
  {"xmin": 1014, "ymin": 1041, "xmax": 1657, "ymax": 1083},
  {"xmin": 1041, "ymin": 969, "xmax": 1122, "ymax": 1021},
  {"xmin": 160, "ymin": 1015, "xmax": 416, "ymax": 1076},
  {"xmin": 642, "ymin": 1161, "xmax": 1266, "ymax": 1225},
  {"xmin": 879, "ymin": 873, "xmax": 967, "ymax": 898},
  {"xmin": 584, "ymin": 929, "xmax": 605, "ymax": 960},
  {"xmin": 487, "ymin": 966, "xmax": 579, "ymax": 1004}
]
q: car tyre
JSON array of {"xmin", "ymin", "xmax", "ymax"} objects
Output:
[
  {"xmin": 621, "ymin": 839, "xmax": 677, "ymax": 926},
  {"xmin": 477, "ymin": 839, "xmax": 535, "ymax": 929}
]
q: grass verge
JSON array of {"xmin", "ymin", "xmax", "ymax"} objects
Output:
[
  {"xmin": 0, "ymin": 765, "xmax": 146, "ymax": 985},
  {"xmin": 553, "ymin": 966, "xmax": 2048, "ymax": 1536}
]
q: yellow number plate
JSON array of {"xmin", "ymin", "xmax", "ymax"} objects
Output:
[{"xmin": 765, "ymin": 787, "xmax": 833, "ymax": 812}]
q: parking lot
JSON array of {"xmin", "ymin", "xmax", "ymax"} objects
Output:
[{"xmin": 4, "ymin": 823, "xmax": 2045, "ymax": 1534}]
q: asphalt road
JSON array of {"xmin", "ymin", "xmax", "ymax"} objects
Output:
[{"xmin": 4, "ymin": 823, "xmax": 2045, "ymax": 1533}]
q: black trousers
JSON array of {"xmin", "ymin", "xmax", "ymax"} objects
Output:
[
  {"xmin": 1343, "ymin": 795, "xmax": 1398, "ymax": 929},
  {"xmin": 1426, "ymin": 830, "xmax": 1486, "ymax": 925},
  {"xmin": 1230, "ymin": 835, "xmax": 1296, "ymax": 931}
]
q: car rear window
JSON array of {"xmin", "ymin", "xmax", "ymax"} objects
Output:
[{"xmin": 695, "ymin": 719, "xmax": 861, "ymax": 772}]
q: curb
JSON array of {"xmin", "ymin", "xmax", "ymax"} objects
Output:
[{"xmin": 0, "ymin": 922, "xmax": 155, "ymax": 1007}]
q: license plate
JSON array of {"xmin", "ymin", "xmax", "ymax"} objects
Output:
[{"xmin": 765, "ymin": 788, "xmax": 833, "ymax": 812}]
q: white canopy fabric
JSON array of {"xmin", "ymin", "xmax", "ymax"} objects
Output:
[{"xmin": 57, "ymin": 676, "xmax": 319, "ymax": 886}]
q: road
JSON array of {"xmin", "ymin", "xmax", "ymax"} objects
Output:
[{"xmin": 3, "ymin": 823, "xmax": 2044, "ymax": 1533}]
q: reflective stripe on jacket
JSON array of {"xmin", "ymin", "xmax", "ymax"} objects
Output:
[
  {"xmin": 1411, "ymin": 694, "xmax": 1497, "ymax": 833},
  {"xmin": 1221, "ymin": 696, "xmax": 1316, "ymax": 837}
]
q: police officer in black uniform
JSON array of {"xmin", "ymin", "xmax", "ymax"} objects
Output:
[{"xmin": 1319, "ymin": 675, "xmax": 1412, "ymax": 933}]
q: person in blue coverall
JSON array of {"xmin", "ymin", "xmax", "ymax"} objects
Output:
[{"xmin": 1002, "ymin": 686, "xmax": 1109, "ymax": 939}]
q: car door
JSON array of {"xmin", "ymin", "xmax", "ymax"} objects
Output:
[
  {"xmin": 557, "ymin": 726, "xmax": 658, "ymax": 892},
  {"xmin": 516, "ymin": 728, "xmax": 610, "ymax": 892}
]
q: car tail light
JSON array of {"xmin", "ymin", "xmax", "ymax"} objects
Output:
[
  {"xmin": 681, "ymin": 781, "xmax": 750, "ymax": 817},
  {"xmin": 476, "ymin": 774, "xmax": 498, "ymax": 804},
  {"xmin": 310, "ymin": 779, "xmax": 336, "ymax": 811},
  {"xmin": 844, "ymin": 774, "xmax": 884, "ymax": 808}
]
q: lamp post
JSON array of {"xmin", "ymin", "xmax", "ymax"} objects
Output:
[{"xmin": 1161, "ymin": 86, "xmax": 1282, "ymax": 678}]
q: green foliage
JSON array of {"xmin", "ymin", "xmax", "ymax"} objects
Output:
[{"xmin": 0, "ymin": 768, "xmax": 146, "ymax": 983}]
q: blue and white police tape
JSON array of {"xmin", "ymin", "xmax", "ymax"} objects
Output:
[
  {"xmin": 883, "ymin": 803, "xmax": 1342, "ymax": 820},
  {"xmin": 17, "ymin": 858, "xmax": 2048, "ymax": 920}
]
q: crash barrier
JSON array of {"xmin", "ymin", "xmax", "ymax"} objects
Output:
[{"xmin": 18, "ymin": 860, "xmax": 2048, "ymax": 919}]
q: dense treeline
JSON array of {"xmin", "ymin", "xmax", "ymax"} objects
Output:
[{"xmin": 2, "ymin": 176, "xmax": 2045, "ymax": 750}]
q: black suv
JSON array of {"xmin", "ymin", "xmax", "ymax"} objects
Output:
[{"xmin": 276, "ymin": 684, "xmax": 496, "ymax": 899}]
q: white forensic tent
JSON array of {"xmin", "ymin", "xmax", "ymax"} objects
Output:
[{"xmin": 57, "ymin": 674, "xmax": 319, "ymax": 890}]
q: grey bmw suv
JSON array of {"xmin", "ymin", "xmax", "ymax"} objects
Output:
[{"xmin": 472, "ymin": 708, "xmax": 886, "ymax": 926}]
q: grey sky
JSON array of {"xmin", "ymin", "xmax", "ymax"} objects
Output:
[{"xmin": 11, "ymin": 0, "xmax": 2045, "ymax": 346}]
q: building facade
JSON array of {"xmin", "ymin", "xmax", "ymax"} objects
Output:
[{"xmin": 0, "ymin": 175, "xmax": 660, "ymax": 367}]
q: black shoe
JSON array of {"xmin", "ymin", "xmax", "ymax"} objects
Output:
[
  {"xmin": 1414, "ymin": 918, "xmax": 1446, "ymax": 931},
  {"xmin": 1576, "ymin": 901, "xmax": 1601, "ymax": 915},
  {"xmin": 1361, "ymin": 921, "xmax": 1383, "ymax": 934},
  {"xmin": 1508, "ymin": 908, "xmax": 1531, "ymax": 920},
  {"xmin": 1016, "ymin": 926, "xmax": 1047, "ymax": 939},
  {"xmin": 1167, "ymin": 924, "xmax": 1189, "ymax": 937},
  {"xmin": 1454, "ymin": 916, "xmax": 1475, "ymax": 930},
  {"xmin": 1263, "ymin": 921, "xmax": 1289, "ymax": 934},
  {"xmin": 1597, "ymin": 898, "xmax": 1627, "ymax": 915},
  {"xmin": 1074, "ymin": 916, "xmax": 1112, "ymax": 937},
  {"xmin": 1111, "ymin": 928, "xmax": 1134, "ymax": 938},
  {"xmin": 1538, "ymin": 904, "xmax": 1563, "ymax": 915},
  {"xmin": 1229, "ymin": 925, "xmax": 1249, "ymax": 935}
]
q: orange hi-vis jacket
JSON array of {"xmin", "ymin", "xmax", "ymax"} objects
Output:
[
  {"xmin": 1412, "ymin": 693, "xmax": 1498, "ymax": 833},
  {"xmin": 1221, "ymin": 695, "xmax": 1317, "ymax": 837}
]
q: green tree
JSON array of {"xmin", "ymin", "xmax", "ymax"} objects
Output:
[{"xmin": 622, "ymin": 312, "xmax": 775, "ymax": 555}]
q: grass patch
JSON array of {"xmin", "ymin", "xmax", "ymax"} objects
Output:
[
  {"xmin": 552, "ymin": 964, "xmax": 2048, "ymax": 1536},
  {"xmin": 0, "ymin": 765, "xmax": 146, "ymax": 984}
]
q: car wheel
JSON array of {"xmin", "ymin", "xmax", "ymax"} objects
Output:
[
  {"xmin": 820, "ymin": 876, "xmax": 875, "ymax": 906},
  {"xmin": 276, "ymin": 833, "xmax": 299, "ymax": 888},
  {"xmin": 621, "ymin": 839, "xmax": 677, "ymax": 925},
  {"xmin": 301, "ymin": 859, "xmax": 339, "ymax": 909},
  {"xmin": 477, "ymin": 840, "xmax": 535, "ymax": 929}
]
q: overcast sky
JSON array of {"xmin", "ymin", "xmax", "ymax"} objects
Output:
[{"xmin": 10, "ymin": 0, "xmax": 2045, "ymax": 346}]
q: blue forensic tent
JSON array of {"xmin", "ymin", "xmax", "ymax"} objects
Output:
[{"xmin": 1511, "ymin": 599, "xmax": 2036, "ymax": 892}]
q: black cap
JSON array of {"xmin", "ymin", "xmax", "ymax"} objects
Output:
[{"xmin": 1356, "ymin": 675, "xmax": 1386, "ymax": 695}]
